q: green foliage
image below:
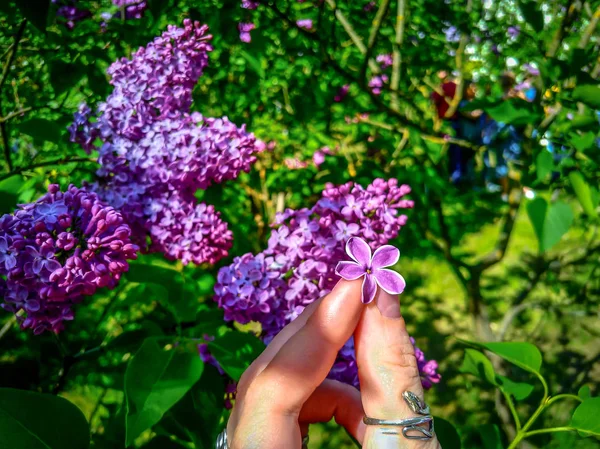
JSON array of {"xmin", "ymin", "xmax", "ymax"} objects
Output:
[
  {"xmin": 0, "ymin": 0, "xmax": 599, "ymax": 448},
  {"xmin": 208, "ymin": 331, "xmax": 265, "ymax": 381},
  {"xmin": 124, "ymin": 338, "xmax": 205, "ymax": 446},
  {"xmin": 527, "ymin": 198, "xmax": 574, "ymax": 253},
  {"xmin": 0, "ymin": 388, "xmax": 90, "ymax": 449}
]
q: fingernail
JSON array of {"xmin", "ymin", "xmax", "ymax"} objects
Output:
[{"xmin": 375, "ymin": 290, "xmax": 401, "ymax": 318}]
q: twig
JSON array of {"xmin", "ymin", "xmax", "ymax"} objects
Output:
[
  {"xmin": 546, "ymin": 0, "xmax": 575, "ymax": 57},
  {"xmin": 0, "ymin": 107, "xmax": 32, "ymax": 123},
  {"xmin": 444, "ymin": 0, "xmax": 472, "ymax": 119},
  {"xmin": 577, "ymin": 7, "xmax": 600, "ymax": 48},
  {"xmin": 390, "ymin": 0, "xmax": 406, "ymax": 111},
  {"xmin": 0, "ymin": 157, "xmax": 96, "ymax": 182},
  {"xmin": 0, "ymin": 20, "xmax": 27, "ymax": 172},
  {"xmin": 361, "ymin": 0, "xmax": 391, "ymax": 83},
  {"xmin": 0, "ymin": 316, "xmax": 17, "ymax": 341}
]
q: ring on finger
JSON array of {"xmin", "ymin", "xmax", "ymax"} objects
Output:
[{"xmin": 362, "ymin": 390, "xmax": 434, "ymax": 441}]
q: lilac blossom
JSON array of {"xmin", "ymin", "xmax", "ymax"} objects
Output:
[
  {"xmin": 369, "ymin": 74, "xmax": 388, "ymax": 95},
  {"xmin": 70, "ymin": 21, "xmax": 264, "ymax": 266},
  {"xmin": 239, "ymin": 22, "xmax": 256, "ymax": 42},
  {"xmin": 296, "ymin": 19, "xmax": 313, "ymax": 30},
  {"xmin": 214, "ymin": 179, "xmax": 439, "ymax": 388},
  {"xmin": 507, "ymin": 26, "xmax": 520, "ymax": 38},
  {"xmin": 335, "ymin": 237, "xmax": 405, "ymax": 303},
  {"xmin": 0, "ymin": 185, "xmax": 138, "ymax": 334},
  {"xmin": 444, "ymin": 25, "xmax": 460, "ymax": 43},
  {"xmin": 334, "ymin": 84, "xmax": 350, "ymax": 102},
  {"xmin": 113, "ymin": 0, "xmax": 147, "ymax": 19},
  {"xmin": 376, "ymin": 53, "xmax": 393, "ymax": 69},
  {"xmin": 241, "ymin": 0, "xmax": 259, "ymax": 8}
]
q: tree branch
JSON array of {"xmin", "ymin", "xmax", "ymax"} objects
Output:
[
  {"xmin": 0, "ymin": 157, "xmax": 96, "ymax": 182},
  {"xmin": 0, "ymin": 19, "xmax": 27, "ymax": 172},
  {"xmin": 390, "ymin": 0, "xmax": 406, "ymax": 111},
  {"xmin": 546, "ymin": 0, "xmax": 575, "ymax": 57},
  {"xmin": 577, "ymin": 7, "xmax": 600, "ymax": 48},
  {"xmin": 361, "ymin": 0, "xmax": 391, "ymax": 83}
]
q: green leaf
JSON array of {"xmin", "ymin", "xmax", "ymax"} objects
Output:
[
  {"xmin": 486, "ymin": 100, "xmax": 539, "ymax": 125},
  {"xmin": 536, "ymin": 150, "xmax": 554, "ymax": 181},
  {"xmin": 167, "ymin": 365, "xmax": 226, "ymax": 449},
  {"xmin": 15, "ymin": 0, "xmax": 50, "ymax": 32},
  {"xmin": 184, "ymin": 306, "xmax": 225, "ymax": 338},
  {"xmin": 570, "ymin": 397, "xmax": 600, "ymax": 436},
  {"xmin": 460, "ymin": 340, "xmax": 543, "ymax": 375},
  {"xmin": 240, "ymin": 50, "xmax": 265, "ymax": 79},
  {"xmin": 578, "ymin": 385, "xmax": 592, "ymax": 400},
  {"xmin": 126, "ymin": 263, "xmax": 199, "ymax": 322},
  {"xmin": 460, "ymin": 349, "xmax": 534, "ymax": 400},
  {"xmin": 572, "ymin": 85, "xmax": 600, "ymax": 109},
  {"xmin": 50, "ymin": 60, "xmax": 85, "ymax": 95},
  {"xmin": 569, "ymin": 171, "xmax": 598, "ymax": 218},
  {"xmin": 139, "ymin": 436, "xmax": 187, "ymax": 449},
  {"xmin": 208, "ymin": 331, "xmax": 265, "ymax": 381},
  {"xmin": 107, "ymin": 321, "xmax": 164, "ymax": 353},
  {"xmin": 125, "ymin": 338, "xmax": 204, "ymax": 446},
  {"xmin": 479, "ymin": 424, "xmax": 504, "ymax": 449},
  {"xmin": 527, "ymin": 198, "xmax": 574, "ymax": 253},
  {"xmin": 0, "ymin": 388, "xmax": 90, "ymax": 449},
  {"xmin": 570, "ymin": 132, "xmax": 596, "ymax": 152},
  {"xmin": 460, "ymin": 349, "xmax": 498, "ymax": 386},
  {"xmin": 434, "ymin": 417, "xmax": 461, "ymax": 449},
  {"xmin": 17, "ymin": 118, "xmax": 62, "ymax": 145},
  {"xmin": 519, "ymin": 0, "xmax": 544, "ymax": 33},
  {"xmin": 496, "ymin": 375, "xmax": 535, "ymax": 401}
]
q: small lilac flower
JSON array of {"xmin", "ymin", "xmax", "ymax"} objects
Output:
[
  {"xmin": 241, "ymin": 0, "xmax": 259, "ymax": 9},
  {"xmin": 296, "ymin": 19, "xmax": 313, "ymax": 30},
  {"xmin": 444, "ymin": 25, "xmax": 460, "ymax": 43},
  {"xmin": 507, "ymin": 26, "xmax": 520, "ymax": 38},
  {"xmin": 523, "ymin": 63, "xmax": 540, "ymax": 76},
  {"xmin": 334, "ymin": 84, "xmax": 350, "ymax": 102},
  {"xmin": 0, "ymin": 237, "xmax": 16, "ymax": 270},
  {"xmin": 238, "ymin": 22, "xmax": 255, "ymax": 43},
  {"xmin": 313, "ymin": 150, "xmax": 326, "ymax": 167},
  {"xmin": 335, "ymin": 236, "xmax": 406, "ymax": 304},
  {"xmin": 376, "ymin": 53, "xmax": 393, "ymax": 69},
  {"xmin": 364, "ymin": 1, "xmax": 376, "ymax": 11},
  {"xmin": 369, "ymin": 75, "xmax": 388, "ymax": 95},
  {"xmin": 333, "ymin": 221, "xmax": 359, "ymax": 241}
]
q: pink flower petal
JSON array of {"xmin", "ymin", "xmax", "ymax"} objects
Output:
[
  {"xmin": 371, "ymin": 245, "xmax": 400, "ymax": 269},
  {"xmin": 361, "ymin": 274, "xmax": 378, "ymax": 304},
  {"xmin": 346, "ymin": 236, "xmax": 371, "ymax": 267},
  {"xmin": 335, "ymin": 261, "xmax": 366, "ymax": 280},
  {"xmin": 373, "ymin": 268, "xmax": 406, "ymax": 295}
]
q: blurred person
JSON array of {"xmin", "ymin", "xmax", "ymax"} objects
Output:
[
  {"xmin": 215, "ymin": 279, "xmax": 441, "ymax": 449},
  {"xmin": 482, "ymin": 72, "xmax": 525, "ymax": 200}
]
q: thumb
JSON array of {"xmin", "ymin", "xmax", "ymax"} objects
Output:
[{"xmin": 354, "ymin": 289, "xmax": 440, "ymax": 448}]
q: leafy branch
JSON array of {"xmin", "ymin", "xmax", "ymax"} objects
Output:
[{"xmin": 0, "ymin": 19, "xmax": 27, "ymax": 172}]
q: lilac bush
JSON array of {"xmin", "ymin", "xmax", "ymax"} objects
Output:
[
  {"xmin": 0, "ymin": 185, "xmax": 138, "ymax": 334},
  {"xmin": 70, "ymin": 20, "xmax": 264, "ymax": 265},
  {"xmin": 214, "ymin": 179, "xmax": 441, "ymax": 388}
]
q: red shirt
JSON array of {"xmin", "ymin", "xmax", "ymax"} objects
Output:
[{"xmin": 432, "ymin": 81, "xmax": 457, "ymax": 120}]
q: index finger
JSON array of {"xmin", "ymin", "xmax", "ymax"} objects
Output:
[{"xmin": 249, "ymin": 278, "xmax": 364, "ymax": 414}]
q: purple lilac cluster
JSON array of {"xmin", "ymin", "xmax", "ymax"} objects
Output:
[
  {"xmin": 70, "ymin": 20, "xmax": 264, "ymax": 265},
  {"xmin": 0, "ymin": 185, "xmax": 138, "ymax": 334},
  {"xmin": 112, "ymin": 0, "xmax": 147, "ymax": 19},
  {"xmin": 53, "ymin": 0, "xmax": 147, "ymax": 29},
  {"xmin": 214, "ymin": 179, "xmax": 441, "ymax": 388},
  {"xmin": 238, "ymin": 22, "xmax": 256, "ymax": 43}
]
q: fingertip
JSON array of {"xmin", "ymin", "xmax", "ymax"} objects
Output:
[{"xmin": 374, "ymin": 289, "xmax": 401, "ymax": 319}]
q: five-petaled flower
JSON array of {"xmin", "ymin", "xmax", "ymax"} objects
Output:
[{"xmin": 335, "ymin": 236, "xmax": 406, "ymax": 304}]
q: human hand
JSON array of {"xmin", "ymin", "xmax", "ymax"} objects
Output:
[{"xmin": 221, "ymin": 279, "xmax": 442, "ymax": 449}]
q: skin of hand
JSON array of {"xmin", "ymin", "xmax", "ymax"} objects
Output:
[{"xmin": 224, "ymin": 279, "xmax": 442, "ymax": 449}]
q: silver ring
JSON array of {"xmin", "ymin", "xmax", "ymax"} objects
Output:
[
  {"xmin": 215, "ymin": 429, "xmax": 228, "ymax": 449},
  {"xmin": 362, "ymin": 391, "xmax": 434, "ymax": 440}
]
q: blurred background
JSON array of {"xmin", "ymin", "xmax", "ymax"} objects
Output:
[{"xmin": 0, "ymin": 0, "xmax": 599, "ymax": 448}]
